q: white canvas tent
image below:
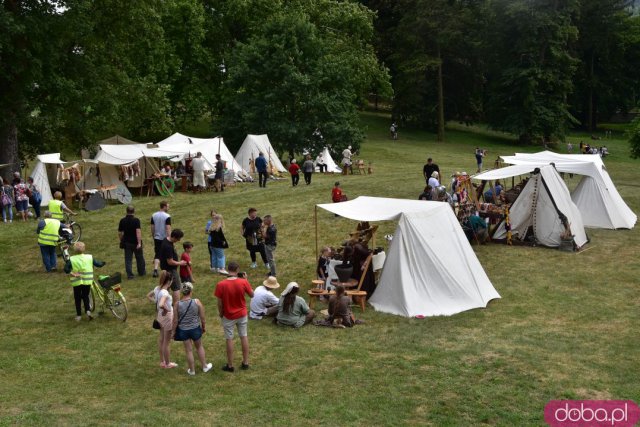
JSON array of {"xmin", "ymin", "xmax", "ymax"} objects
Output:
[
  {"xmin": 315, "ymin": 146, "xmax": 342, "ymax": 173},
  {"xmin": 30, "ymin": 153, "xmax": 65, "ymax": 206},
  {"xmin": 236, "ymin": 134, "xmax": 287, "ymax": 174},
  {"xmin": 156, "ymin": 133, "xmax": 246, "ymax": 174},
  {"xmin": 476, "ymin": 165, "xmax": 589, "ymax": 249},
  {"xmin": 500, "ymin": 151, "xmax": 636, "ymax": 229},
  {"xmin": 316, "ymin": 196, "xmax": 500, "ymax": 317}
]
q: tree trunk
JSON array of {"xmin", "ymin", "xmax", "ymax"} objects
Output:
[
  {"xmin": 0, "ymin": 114, "xmax": 19, "ymax": 181},
  {"xmin": 587, "ymin": 52, "xmax": 594, "ymax": 132},
  {"xmin": 436, "ymin": 44, "xmax": 445, "ymax": 142}
]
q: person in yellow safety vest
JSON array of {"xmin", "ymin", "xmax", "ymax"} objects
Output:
[
  {"xmin": 64, "ymin": 241, "xmax": 105, "ymax": 321},
  {"xmin": 48, "ymin": 191, "xmax": 76, "ymax": 221},
  {"xmin": 37, "ymin": 211, "xmax": 63, "ymax": 272}
]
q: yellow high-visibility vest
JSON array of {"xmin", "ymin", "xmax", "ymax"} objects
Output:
[
  {"xmin": 49, "ymin": 200, "xmax": 64, "ymax": 220},
  {"xmin": 69, "ymin": 254, "xmax": 94, "ymax": 286},
  {"xmin": 38, "ymin": 218, "xmax": 61, "ymax": 246}
]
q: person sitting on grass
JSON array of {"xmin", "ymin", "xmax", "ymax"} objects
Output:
[
  {"xmin": 64, "ymin": 241, "xmax": 105, "ymax": 321},
  {"xmin": 249, "ymin": 276, "xmax": 280, "ymax": 320},
  {"xmin": 328, "ymin": 285, "xmax": 362, "ymax": 328},
  {"xmin": 174, "ymin": 282, "xmax": 213, "ymax": 376},
  {"xmin": 276, "ymin": 282, "xmax": 315, "ymax": 328}
]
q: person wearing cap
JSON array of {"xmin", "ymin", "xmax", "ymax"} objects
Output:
[
  {"xmin": 288, "ymin": 159, "xmax": 300, "ymax": 186},
  {"xmin": 423, "ymin": 158, "xmax": 440, "ymax": 184},
  {"xmin": 174, "ymin": 282, "xmax": 213, "ymax": 376},
  {"xmin": 276, "ymin": 282, "xmax": 315, "ymax": 328},
  {"xmin": 215, "ymin": 261, "xmax": 254, "ymax": 372},
  {"xmin": 428, "ymin": 171, "xmax": 440, "ymax": 199},
  {"xmin": 249, "ymin": 276, "xmax": 280, "ymax": 319}
]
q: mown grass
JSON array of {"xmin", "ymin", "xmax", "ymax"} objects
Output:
[{"xmin": 0, "ymin": 112, "xmax": 638, "ymax": 426}]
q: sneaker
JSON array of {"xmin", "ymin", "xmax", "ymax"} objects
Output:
[
  {"xmin": 74, "ymin": 316, "xmax": 81, "ymax": 322},
  {"xmin": 153, "ymin": 270, "xmax": 158, "ymax": 278},
  {"xmin": 203, "ymin": 363, "xmax": 213, "ymax": 373},
  {"xmin": 250, "ymin": 262, "xmax": 257, "ymax": 269},
  {"xmin": 164, "ymin": 362, "xmax": 178, "ymax": 369},
  {"xmin": 210, "ymin": 267, "xmax": 217, "ymax": 273},
  {"xmin": 187, "ymin": 369, "xmax": 195, "ymax": 376},
  {"xmin": 221, "ymin": 364, "xmax": 235, "ymax": 373},
  {"xmin": 127, "ymin": 275, "xmax": 134, "ymax": 280},
  {"xmin": 86, "ymin": 310, "xmax": 93, "ymax": 320},
  {"xmin": 264, "ymin": 263, "xmax": 270, "ymax": 269},
  {"xmin": 218, "ymin": 269, "xmax": 228, "ymax": 275},
  {"xmin": 241, "ymin": 363, "xmax": 250, "ymax": 370}
]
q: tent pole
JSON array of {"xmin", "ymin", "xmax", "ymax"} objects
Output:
[{"xmin": 314, "ymin": 205, "xmax": 318, "ymax": 257}]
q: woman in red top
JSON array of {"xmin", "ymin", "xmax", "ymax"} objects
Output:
[{"xmin": 288, "ymin": 159, "xmax": 300, "ymax": 187}]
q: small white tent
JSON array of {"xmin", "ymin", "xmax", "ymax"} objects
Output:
[
  {"xmin": 476, "ymin": 165, "xmax": 588, "ymax": 249},
  {"xmin": 156, "ymin": 133, "xmax": 246, "ymax": 174},
  {"xmin": 315, "ymin": 146, "xmax": 342, "ymax": 173},
  {"xmin": 236, "ymin": 134, "xmax": 287, "ymax": 173},
  {"xmin": 30, "ymin": 153, "xmax": 65, "ymax": 206},
  {"xmin": 316, "ymin": 197, "xmax": 500, "ymax": 317},
  {"xmin": 500, "ymin": 151, "xmax": 636, "ymax": 229}
]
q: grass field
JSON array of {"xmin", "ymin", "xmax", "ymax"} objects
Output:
[{"xmin": 1, "ymin": 112, "xmax": 639, "ymax": 426}]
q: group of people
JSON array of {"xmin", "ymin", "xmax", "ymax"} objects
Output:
[
  {"xmin": 160, "ymin": 152, "xmax": 226, "ymax": 193},
  {"xmin": 287, "ymin": 155, "xmax": 316, "ymax": 186},
  {"xmin": 1, "ymin": 172, "xmax": 43, "ymax": 223}
]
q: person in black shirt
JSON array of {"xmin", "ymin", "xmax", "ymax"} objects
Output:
[
  {"xmin": 262, "ymin": 215, "xmax": 277, "ymax": 276},
  {"xmin": 159, "ymin": 229, "xmax": 187, "ymax": 308},
  {"xmin": 118, "ymin": 205, "xmax": 146, "ymax": 279},
  {"xmin": 241, "ymin": 208, "xmax": 267, "ymax": 269},
  {"xmin": 423, "ymin": 158, "xmax": 440, "ymax": 184},
  {"xmin": 214, "ymin": 154, "xmax": 225, "ymax": 192}
]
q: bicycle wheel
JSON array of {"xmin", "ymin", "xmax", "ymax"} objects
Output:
[
  {"xmin": 88, "ymin": 285, "xmax": 96, "ymax": 312},
  {"xmin": 70, "ymin": 222, "xmax": 82, "ymax": 243},
  {"xmin": 106, "ymin": 289, "xmax": 128, "ymax": 321}
]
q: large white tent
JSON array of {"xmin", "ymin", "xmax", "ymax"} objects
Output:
[
  {"xmin": 235, "ymin": 134, "xmax": 287, "ymax": 173},
  {"xmin": 156, "ymin": 133, "xmax": 246, "ymax": 174},
  {"xmin": 316, "ymin": 196, "xmax": 500, "ymax": 317},
  {"xmin": 30, "ymin": 153, "xmax": 65, "ymax": 206},
  {"xmin": 499, "ymin": 151, "xmax": 636, "ymax": 229},
  {"xmin": 477, "ymin": 165, "xmax": 589, "ymax": 249},
  {"xmin": 315, "ymin": 146, "xmax": 342, "ymax": 173}
]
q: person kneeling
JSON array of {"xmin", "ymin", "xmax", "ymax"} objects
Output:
[
  {"xmin": 276, "ymin": 282, "xmax": 315, "ymax": 328},
  {"xmin": 328, "ymin": 285, "xmax": 359, "ymax": 328}
]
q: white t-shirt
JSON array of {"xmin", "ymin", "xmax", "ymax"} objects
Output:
[
  {"xmin": 249, "ymin": 285, "xmax": 279, "ymax": 319},
  {"xmin": 151, "ymin": 211, "xmax": 171, "ymax": 240},
  {"xmin": 428, "ymin": 177, "xmax": 440, "ymax": 188},
  {"xmin": 154, "ymin": 287, "xmax": 173, "ymax": 313},
  {"xmin": 192, "ymin": 157, "xmax": 206, "ymax": 172}
]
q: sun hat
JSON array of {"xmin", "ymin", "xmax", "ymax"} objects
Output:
[
  {"xmin": 263, "ymin": 276, "xmax": 281, "ymax": 289},
  {"xmin": 431, "ymin": 171, "xmax": 439, "ymax": 178},
  {"xmin": 451, "ymin": 171, "xmax": 461, "ymax": 177},
  {"xmin": 281, "ymin": 282, "xmax": 299, "ymax": 297}
]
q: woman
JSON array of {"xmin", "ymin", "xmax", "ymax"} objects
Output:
[
  {"xmin": 302, "ymin": 155, "xmax": 314, "ymax": 185},
  {"xmin": 276, "ymin": 282, "xmax": 315, "ymax": 328},
  {"xmin": 27, "ymin": 177, "xmax": 42, "ymax": 218},
  {"xmin": 174, "ymin": 282, "xmax": 213, "ymax": 376},
  {"xmin": 1, "ymin": 177, "xmax": 15, "ymax": 223},
  {"xmin": 208, "ymin": 213, "xmax": 228, "ymax": 275},
  {"xmin": 241, "ymin": 207, "xmax": 267, "ymax": 269},
  {"xmin": 204, "ymin": 209, "xmax": 217, "ymax": 271},
  {"xmin": 147, "ymin": 271, "xmax": 178, "ymax": 369},
  {"xmin": 13, "ymin": 179, "xmax": 29, "ymax": 221},
  {"xmin": 288, "ymin": 159, "xmax": 300, "ymax": 187}
]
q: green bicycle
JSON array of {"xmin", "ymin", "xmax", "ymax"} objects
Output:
[{"xmin": 88, "ymin": 273, "xmax": 128, "ymax": 322}]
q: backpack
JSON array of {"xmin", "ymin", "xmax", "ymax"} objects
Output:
[{"xmin": 1, "ymin": 188, "xmax": 11, "ymax": 206}]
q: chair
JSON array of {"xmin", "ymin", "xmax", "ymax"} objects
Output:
[{"xmin": 346, "ymin": 253, "xmax": 373, "ymax": 312}]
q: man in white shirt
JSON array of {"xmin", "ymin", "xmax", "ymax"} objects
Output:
[
  {"xmin": 249, "ymin": 276, "xmax": 280, "ymax": 320},
  {"xmin": 150, "ymin": 201, "xmax": 171, "ymax": 277},
  {"xmin": 341, "ymin": 146, "xmax": 353, "ymax": 175},
  {"xmin": 191, "ymin": 152, "xmax": 207, "ymax": 192}
]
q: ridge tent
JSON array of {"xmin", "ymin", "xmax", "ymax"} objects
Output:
[
  {"xmin": 500, "ymin": 151, "xmax": 636, "ymax": 229},
  {"xmin": 30, "ymin": 153, "xmax": 66, "ymax": 206},
  {"xmin": 316, "ymin": 196, "xmax": 500, "ymax": 317},
  {"xmin": 315, "ymin": 146, "xmax": 342, "ymax": 173},
  {"xmin": 236, "ymin": 134, "xmax": 287, "ymax": 174},
  {"xmin": 156, "ymin": 133, "xmax": 246, "ymax": 174},
  {"xmin": 476, "ymin": 165, "xmax": 589, "ymax": 249}
]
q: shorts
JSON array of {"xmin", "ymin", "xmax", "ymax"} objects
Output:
[
  {"xmin": 154, "ymin": 239, "xmax": 163, "ymax": 259},
  {"xmin": 157, "ymin": 310, "xmax": 173, "ymax": 329},
  {"xmin": 174, "ymin": 325, "xmax": 203, "ymax": 342},
  {"xmin": 222, "ymin": 315, "xmax": 248, "ymax": 339},
  {"xmin": 169, "ymin": 269, "xmax": 181, "ymax": 291},
  {"xmin": 16, "ymin": 199, "xmax": 28, "ymax": 212}
]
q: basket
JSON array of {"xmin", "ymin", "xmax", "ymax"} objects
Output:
[{"xmin": 98, "ymin": 272, "xmax": 122, "ymax": 288}]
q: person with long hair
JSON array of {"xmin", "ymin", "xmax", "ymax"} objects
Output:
[
  {"xmin": 174, "ymin": 282, "xmax": 213, "ymax": 376},
  {"xmin": 328, "ymin": 285, "xmax": 358, "ymax": 328},
  {"xmin": 276, "ymin": 282, "xmax": 315, "ymax": 328},
  {"xmin": 147, "ymin": 271, "xmax": 178, "ymax": 369},
  {"xmin": 208, "ymin": 213, "xmax": 228, "ymax": 275}
]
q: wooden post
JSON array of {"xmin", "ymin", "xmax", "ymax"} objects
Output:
[{"xmin": 314, "ymin": 205, "xmax": 318, "ymax": 257}]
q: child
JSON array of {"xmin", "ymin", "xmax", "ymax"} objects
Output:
[
  {"xmin": 317, "ymin": 246, "xmax": 331, "ymax": 287},
  {"xmin": 64, "ymin": 241, "xmax": 105, "ymax": 321},
  {"xmin": 331, "ymin": 181, "xmax": 343, "ymax": 203},
  {"xmin": 180, "ymin": 242, "xmax": 195, "ymax": 284}
]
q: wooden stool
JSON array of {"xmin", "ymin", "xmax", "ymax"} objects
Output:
[
  {"xmin": 311, "ymin": 279, "xmax": 325, "ymax": 290},
  {"xmin": 346, "ymin": 291, "xmax": 367, "ymax": 312},
  {"xmin": 307, "ymin": 290, "xmax": 335, "ymax": 310}
]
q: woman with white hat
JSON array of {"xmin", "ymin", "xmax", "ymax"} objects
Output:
[
  {"xmin": 428, "ymin": 171, "xmax": 440, "ymax": 200},
  {"xmin": 276, "ymin": 282, "xmax": 315, "ymax": 328},
  {"xmin": 249, "ymin": 276, "xmax": 280, "ymax": 320}
]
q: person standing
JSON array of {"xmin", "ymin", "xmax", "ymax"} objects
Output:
[
  {"xmin": 1, "ymin": 178, "xmax": 15, "ymax": 223},
  {"xmin": 302, "ymin": 155, "xmax": 315, "ymax": 185},
  {"xmin": 118, "ymin": 205, "xmax": 146, "ymax": 279},
  {"xmin": 37, "ymin": 211, "xmax": 62, "ymax": 272},
  {"xmin": 174, "ymin": 282, "xmax": 213, "ymax": 376},
  {"xmin": 262, "ymin": 214, "xmax": 277, "ymax": 277},
  {"xmin": 159, "ymin": 229, "xmax": 188, "ymax": 309},
  {"xmin": 208, "ymin": 213, "xmax": 229, "ymax": 275},
  {"xmin": 180, "ymin": 242, "xmax": 195, "ymax": 284},
  {"xmin": 255, "ymin": 152, "xmax": 268, "ymax": 188},
  {"xmin": 428, "ymin": 172, "xmax": 440, "ymax": 200},
  {"xmin": 191, "ymin": 152, "xmax": 207, "ymax": 192},
  {"xmin": 151, "ymin": 201, "xmax": 171, "ymax": 278},
  {"xmin": 288, "ymin": 159, "xmax": 300, "ymax": 186},
  {"xmin": 475, "ymin": 148, "xmax": 485, "ymax": 172},
  {"xmin": 63, "ymin": 241, "xmax": 105, "ymax": 321},
  {"xmin": 341, "ymin": 146, "xmax": 353, "ymax": 175},
  {"xmin": 27, "ymin": 177, "xmax": 42, "ymax": 219},
  {"xmin": 214, "ymin": 154, "xmax": 225, "ymax": 192},
  {"xmin": 48, "ymin": 191, "xmax": 76, "ymax": 221},
  {"xmin": 13, "ymin": 179, "xmax": 29, "ymax": 221},
  {"xmin": 147, "ymin": 272, "xmax": 178, "ymax": 369},
  {"xmin": 241, "ymin": 208, "xmax": 268, "ymax": 269},
  {"xmin": 215, "ymin": 261, "xmax": 254, "ymax": 372},
  {"xmin": 422, "ymin": 158, "xmax": 440, "ymax": 185}
]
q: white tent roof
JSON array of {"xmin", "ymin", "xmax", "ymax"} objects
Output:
[
  {"xmin": 31, "ymin": 153, "xmax": 65, "ymax": 206},
  {"xmin": 94, "ymin": 143, "xmax": 180, "ymax": 165},
  {"xmin": 156, "ymin": 133, "xmax": 246, "ymax": 173},
  {"xmin": 236, "ymin": 134, "xmax": 287, "ymax": 173},
  {"xmin": 317, "ymin": 197, "xmax": 500, "ymax": 317},
  {"xmin": 315, "ymin": 147, "xmax": 341, "ymax": 173},
  {"xmin": 491, "ymin": 166, "xmax": 588, "ymax": 249},
  {"xmin": 497, "ymin": 151, "xmax": 636, "ymax": 229}
]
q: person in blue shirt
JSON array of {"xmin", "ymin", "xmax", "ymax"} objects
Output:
[
  {"xmin": 255, "ymin": 152, "xmax": 268, "ymax": 188},
  {"xmin": 483, "ymin": 180, "xmax": 503, "ymax": 202}
]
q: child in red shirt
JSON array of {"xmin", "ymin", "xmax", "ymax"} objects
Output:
[
  {"xmin": 332, "ymin": 181, "xmax": 345, "ymax": 203},
  {"xmin": 180, "ymin": 242, "xmax": 195, "ymax": 283}
]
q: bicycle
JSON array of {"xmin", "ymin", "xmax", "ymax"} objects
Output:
[
  {"xmin": 88, "ymin": 272, "xmax": 128, "ymax": 322},
  {"xmin": 63, "ymin": 213, "xmax": 82, "ymax": 243}
]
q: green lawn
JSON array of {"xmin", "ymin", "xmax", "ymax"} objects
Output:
[{"xmin": 1, "ymin": 112, "xmax": 638, "ymax": 426}]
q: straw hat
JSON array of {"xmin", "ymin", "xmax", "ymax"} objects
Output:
[
  {"xmin": 431, "ymin": 171, "xmax": 439, "ymax": 178},
  {"xmin": 263, "ymin": 276, "xmax": 281, "ymax": 289},
  {"xmin": 281, "ymin": 282, "xmax": 299, "ymax": 296}
]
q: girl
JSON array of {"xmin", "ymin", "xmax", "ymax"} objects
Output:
[{"xmin": 147, "ymin": 272, "xmax": 178, "ymax": 369}]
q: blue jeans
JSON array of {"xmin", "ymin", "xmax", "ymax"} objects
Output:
[
  {"xmin": 211, "ymin": 247, "xmax": 226, "ymax": 269},
  {"xmin": 40, "ymin": 245, "xmax": 57, "ymax": 271},
  {"xmin": 2, "ymin": 204, "xmax": 13, "ymax": 221}
]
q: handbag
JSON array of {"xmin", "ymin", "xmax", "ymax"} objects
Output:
[
  {"xmin": 152, "ymin": 291, "xmax": 162, "ymax": 329},
  {"xmin": 1, "ymin": 189, "xmax": 10, "ymax": 206},
  {"xmin": 222, "ymin": 240, "xmax": 229, "ymax": 249},
  {"xmin": 174, "ymin": 300, "xmax": 193, "ymax": 341}
]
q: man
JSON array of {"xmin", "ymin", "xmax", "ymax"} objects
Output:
[
  {"xmin": 255, "ymin": 152, "xmax": 268, "ymax": 188},
  {"xmin": 214, "ymin": 154, "xmax": 225, "ymax": 192},
  {"xmin": 12, "ymin": 171, "xmax": 21, "ymax": 186},
  {"xmin": 341, "ymin": 146, "xmax": 353, "ymax": 175},
  {"xmin": 215, "ymin": 261, "xmax": 254, "ymax": 372},
  {"xmin": 159, "ymin": 229, "xmax": 188, "ymax": 308},
  {"xmin": 151, "ymin": 201, "xmax": 171, "ymax": 278},
  {"xmin": 316, "ymin": 153, "xmax": 327, "ymax": 173},
  {"xmin": 475, "ymin": 148, "xmax": 485, "ymax": 172},
  {"xmin": 191, "ymin": 152, "xmax": 206, "ymax": 192},
  {"xmin": 118, "ymin": 205, "xmax": 145, "ymax": 279},
  {"xmin": 262, "ymin": 215, "xmax": 277, "ymax": 277},
  {"xmin": 423, "ymin": 158, "xmax": 440, "ymax": 185},
  {"xmin": 249, "ymin": 276, "xmax": 280, "ymax": 320},
  {"xmin": 37, "ymin": 211, "xmax": 62, "ymax": 272},
  {"xmin": 241, "ymin": 208, "xmax": 268, "ymax": 269},
  {"xmin": 49, "ymin": 191, "xmax": 76, "ymax": 221},
  {"xmin": 302, "ymin": 155, "xmax": 314, "ymax": 185}
]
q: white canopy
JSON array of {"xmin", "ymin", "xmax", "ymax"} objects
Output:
[
  {"xmin": 156, "ymin": 133, "xmax": 246, "ymax": 173},
  {"xmin": 316, "ymin": 197, "xmax": 500, "ymax": 317},
  {"xmin": 491, "ymin": 166, "xmax": 589, "ymax": 249},
  {"xmin": 236, "ymin": 134, "xmax": 287, "ymax": 173},
  {"xmin": 497, "ymin": 151, "xmax": 636, "ymax": 229},
  {"xmin": 315, "ymin": 146, "xmax": 342, "ymax": 173},
  {"xmin": 94, "ymin": 143, "xmax": 180, "ymax": 166},
  {"xmin": 31, "ymin": 153, "xmax": 65, "ymax": 206}
]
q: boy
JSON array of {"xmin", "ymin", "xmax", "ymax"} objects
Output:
[{"xmin": 180, "ymin": 242, "xmax": 195, "ymax": 284}]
